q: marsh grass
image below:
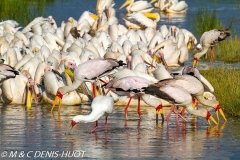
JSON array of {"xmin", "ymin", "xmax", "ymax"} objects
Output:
[
  {"xmin": 193, "ymin": 7, "xmax": 223, "ymax": 35},
  {"xmin": 200, "ymin": 67, "xmax": 240, "ymax": 116},
  {"xmin": 0, "ymin": 0, "xmax": 54, "ymax": 26}
]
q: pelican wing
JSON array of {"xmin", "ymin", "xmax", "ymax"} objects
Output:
[
  {"xmin": 173, "ymin": 1, "xmax": 188, "ymax": 11},
  {"xmin": 128, "ymin": 12, "xmax": 154, "ymax": 28}
]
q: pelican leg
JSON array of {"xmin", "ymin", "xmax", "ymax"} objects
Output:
[
  {"xmin": 124, "ymin": 96, "xmax": 133, "ymax": 120},
  {"xmin": 91, "ymin": 121, "xmax": 98, "ymax": 133},
  {"xmin": 137, "ymin": 96, "xmax": 141, "ymax": 119}
]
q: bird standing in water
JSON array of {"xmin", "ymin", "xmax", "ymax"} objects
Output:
[
  {"xmin": 69, "ymin": 95, "xmax": 114, "ymax": 133},
  {"xmin": 51, "ymin": 59, "xmax": 125, "ymax": 113}
]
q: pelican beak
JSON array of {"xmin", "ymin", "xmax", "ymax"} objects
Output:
[
  {"xmin": 187, "ymin": 41, "xmax": 192, "ymax": 50},
  {"xmin": 26, "ymin": 87, "xmax": 33, "ymax": 107},
  {"xmin": 119, "ymin": 0, "xmax": 131, "ymax": 9},
  {"xmin": 206, "ymin": 111, "xmax": 218, "ymax": 125},
  {"xmin": 143, "ymin": 13, "xmax": 159, "ymax": 20},
  {"xmin": 215, "ymin": 104, "xmax": 227, "ymax": 121},
  {"xmin": 31, "ymin": 85, "xmax": 38, "ymax": 105},
  {"xmin": 193, "ymin": 57, "xmax": 198, "ymax": 67},
  {"xmin": 65, "ymin": 68, "xmax": 74, "ymax": 79},
  {"xmin": 104, "ymin": 7, "xmax": 110, "ymax": 19},
  {"xmin": 150, "ymin": 0, "xmax": 157, "ymax": 4},
  {"xmin": 50, "ymin": 90, "xmax": 63, "ymax": 113},
  {"xmin": 159, "ymin": 53, "xmax": 171, "ymax": 73},
  {"xmin": 89, "ymin": 13, "xmax": 98, "ymax": 20}
]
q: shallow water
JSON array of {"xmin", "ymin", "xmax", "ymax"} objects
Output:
[{"xmin": 0, "ymin": 103, "xmax": 240, "ymax": 159}]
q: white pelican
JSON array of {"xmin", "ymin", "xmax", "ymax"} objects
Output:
[
  {"xmin": 165, "ymin": 0, "xmax": 188, "ymax": 14},
  {"xmin": 70, "ymin": 95, "xmax": 114, "ymax": 133},
  {"xmin": 51, "ymin": 59, "xmax": 126, "ymax": 113},
  {"xmin": 96, "ymin": 0, "xmax": 114, "ymax": 14},
  {"xmin": 126, "ymin": 12, "xmax": 160, "ymax": 30},
  {"xmin": 119, "ymin": 0, "xmax": 153, "ymax": 13},
  {"xmin": 193, "ymin": 28, "xmax": 230, "ymax": 67}
]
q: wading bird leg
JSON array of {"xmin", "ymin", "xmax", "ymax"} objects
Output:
[
  {"xmin": 166, "ymin": 105, "xmax": 175, "ymax": 123},
  {"xmin": 124, "ymin": 96, "xmax": 133, "ymax": 120},
  {"xmin": 137, "ymin": 96, "xmax": 142, "ymax": 119},
  {"xmin": 91, "ymin": 121, "xmax": 98, "ymax": 133},
  {"xmin": 175, "ymin": 107, "xmax": 179, "ymax": 124},
  {"xmin": 104, "ymin": 116, "xmax": 108, "ymax": 129},
  {"xmin": 181, "ymin": 107, "xmax": 185, "ymax": 117}
]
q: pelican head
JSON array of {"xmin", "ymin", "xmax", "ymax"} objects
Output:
[
  {"xmin": 68, "ymin": 17, "xmax": 75, "ymax": 25},
  {"xmin": 119, "ymin": 0, "xmax": 132, "ymax": 9}
]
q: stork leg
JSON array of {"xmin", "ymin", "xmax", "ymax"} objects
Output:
[
  {"xmin": 124, "ymin": 96, "xmax": 133, "ymax": 120},
  {"xmin": 175, "ymin": 107, "xmax": 179, "ymax": 124},
  {"xmin": 137, "ymin": 96, "xmax": 141, "ymax": 119},
  {"xmin": 181, "ymin": 107, "xmax": 185, "ymax": 117},
  {"xmin": 209, "ymin": 46, "xmax": 214, "ymax": 68},
  {"xmin": 91, "ymin": 121, "xmax": 98, "ymax": 133},
  {"xmin": 92, "ymin": 83, "xmax": 96, "ymax": 98},
  {"xmin": 104, "ymin": 116, "xmax": 108, "ymax": 129},
  {"xmin": 166, "ymin": 105, "xmax": 175, "ymax": 123}
]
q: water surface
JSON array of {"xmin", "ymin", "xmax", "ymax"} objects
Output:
[{"xmin": 0, "ymin": 104, "xmax": 240, "ymax": 159}]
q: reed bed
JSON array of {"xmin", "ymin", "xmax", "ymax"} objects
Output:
[
  {"xmin": 0, "ymin": 0, "xmax": 54, "ymax": 26},
  {"xmin": 192, "ymin": 7, "xmax": 223, "ymax": 35},
  {"xmin": 200, "ymin": 67, "xmax": 240, "ymax": 116},
  {"xmin": 214, "ymin": 36, "xmax": 240, "ymax": 62}
]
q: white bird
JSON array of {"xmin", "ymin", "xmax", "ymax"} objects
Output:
[
  {"xmin": 70, "ymin": 95, "xmax": 114, "ymax": 133},
  {"xmin": 165, "ymin": 0, "xmax": 188, "ymax": 14},
  {"xmin": 119, "ymin": 0, "xmax": 153, "ymax": 13},
  {"xmin": 127, "ymin": 12, "xmax": 160, "ymax": 30},
  {"xmin": 193, "ymin": 28, "xmax": 230, "ymax": 67}
]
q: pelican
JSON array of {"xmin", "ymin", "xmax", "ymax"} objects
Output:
[
  {"xmin": 51, "ymin": 59, "xmax": 126, "ymax": 113},
  {"xmin": 127, "ymin": 12, "xmax": 160, "ymax": 30},
  {"xmin": 119, "ymin": 0, "xmax": 153, "ymax": 13},
  {"xmin": 70, "ymin": 95, "xmax": 114, "ymax": 133},
  {"xmin": 0, "ymin": 62, "xmax": 19, "ymax": 83},
  {"xmin": 164, "ymin": 0, "xmax": 188, "ymax": 14},
  {"xmin": 193, "ymin": 28, "xmax": 230, "ymax": 67},
  {"xmin": 96, "ymin": 0, "xmax": 114, "ymax": 14}
]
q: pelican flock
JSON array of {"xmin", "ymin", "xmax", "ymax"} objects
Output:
[{"xmin": 0, "ymin": 0, "xmax": 229, "ymax": 132}]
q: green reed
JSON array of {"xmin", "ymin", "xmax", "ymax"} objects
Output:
[
  {"xmin": 0, "ymin": 0, "xmax": 54, "ymax": 26},
  {"xmin": 214, "ymin": 36, "xmax": 240, "ymax": 62},
  {"xmin": 200, "ymin": 67, "xmax": 240, "ymax": 116},
  {"xmin": 192, "ymin": 7, "xmax": 223, "ymax": 35}
]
